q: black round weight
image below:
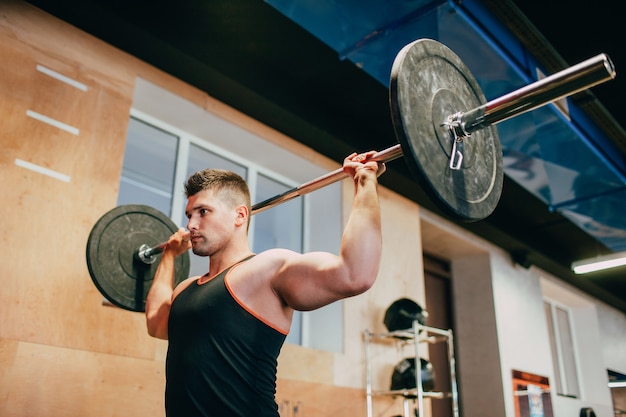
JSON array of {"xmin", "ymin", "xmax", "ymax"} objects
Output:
[
  {"xmin": 390, "ymin": 357, "xmax": 436, "ymax": 394},
  {"xmin": 384, "ymin": 298, "xmax": 428, "ymax": 332},
  {"xmin": 390, "ymin": 39, "xmax": 504, "ymax": 222},
  {"xmin": 86, "ymin": 204, "xmax": 190, "ymax": 312}
]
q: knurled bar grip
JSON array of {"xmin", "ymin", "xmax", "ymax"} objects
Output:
[{"xmin": 251, "ymin": 145, "xmax": 404, "ymax": 214}]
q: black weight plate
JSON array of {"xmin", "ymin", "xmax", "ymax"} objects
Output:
[
  {"xmin": 384, "ymin": 298, "xmax": 428, "ymax": 332},
  {"xmin": 390, "ymin": 39, "xmax": 503, "ymax": 222},
  {"xmin": 86, "ymin": 204, "xmax": 190, "ymax": 312},
  {"xmin": 390, "ymin": 357, "xmax": 436, "ymax": 394}
]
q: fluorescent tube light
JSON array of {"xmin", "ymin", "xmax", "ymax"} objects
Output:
[{"xmin": 571, "ymin": 251, "xmax": 626, "ymax": 274}]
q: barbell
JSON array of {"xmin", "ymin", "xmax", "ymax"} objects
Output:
[{"xmin": 86, "ymin": 39, "xmax": 615, "ymax": 312}]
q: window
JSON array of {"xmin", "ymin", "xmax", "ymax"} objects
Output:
[
  {"xmin": 544, "ymin": 299, "xmax": 581, "ymax": 398},
  {"xmin": 118, "ymin": 118, "xmax": 178, "ymax": 216},
  {"xmin": 117, "ymin": 86, "xmax": 342, "ymax": 352}
]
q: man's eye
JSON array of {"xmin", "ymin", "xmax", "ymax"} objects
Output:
[{"xmin": 200, "ymin": 208, "xmax": 208, "ymax": 215}]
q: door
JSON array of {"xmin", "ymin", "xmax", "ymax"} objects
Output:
[{"xmin": 424, "ymin": 254, "xmax": 454, "ymax": 417}]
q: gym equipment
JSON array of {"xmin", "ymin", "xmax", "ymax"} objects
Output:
[
  {"xmin": 384, "ymin": 298, "xmax": 428, "ymax": 332},
  {"xmin": 86, "ymin": 204, "xmax": 190, "ymax": 312},
  {"xmin": 391, "ymin": 357, "xmax": 436, "ymax": 394},
  {"xmin": 85, "ymin": 38, "xmax": 615, "ymax": 311},
  {"xmin": 253, "ymin": 39, "xmax": 614, "ymax": 221}
]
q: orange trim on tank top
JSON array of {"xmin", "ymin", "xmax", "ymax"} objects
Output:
[
  {"xmin": 195, "ymin": 254, "xmax": 254, "ymax": 285},
  {"xmin": 224, "ymin": 264, "xmax": 289, "ymax": 336}
]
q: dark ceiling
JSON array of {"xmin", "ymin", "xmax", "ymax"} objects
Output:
[{"xmin": 25, "ymin": 0, "xmax": 626, "ymax": 313}]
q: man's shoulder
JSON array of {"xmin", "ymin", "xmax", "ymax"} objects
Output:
[
  {"xmin": 263, "ymin": 247, "xmax": 300, "ymax": 255},
  {"xmin": 233, "ymin": 248, "xmax": 302, "ymax": 282},
  {"xmin": 172, "ymin": 276, "xmax": 200, "ymax": 298},
  {"xmin": 251, "ymin": 248, "xmax": 300, "ymax": 262}
]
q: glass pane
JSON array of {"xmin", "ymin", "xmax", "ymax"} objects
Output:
[
  {"xmin": 544, "ymin": 302, "xmax": 563, "ymax": 393},
  {"xmin": 253, "ymin": 174, "xmax": 303, "ymax": 252},
  {"xmin": 306, "ymin": 183, "xmax": 343, "ymax": 353},
  {"xmin": 186, "ymin": 144, "xmax": 247, "ymax": 179},
  {"xmin": 556, "ymin": 306, "xmax": 580, "ymax": 398},
  {"xmin": 182, "ymin": 144, "xmax": 248, "ymax": 278},
  {"xmin": 117, "ymin": 117, "xmax": 178, "ymax": 216},
  {"xmin": 254, "ymin": 173, "xmax": 303, "ymax": 345}
]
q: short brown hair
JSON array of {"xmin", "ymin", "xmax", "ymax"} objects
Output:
[{"xmin": 184, "ymin": 169, "xmax": 251, "ymax": 213}]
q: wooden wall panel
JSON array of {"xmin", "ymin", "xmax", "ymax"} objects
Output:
[
  {"xmin": 0, "ymin": 339, "xmax": 166, "ymax": 417},
  {"xmin": 0, "ymin": 1, "xmax": 162, "ymax": 361},
  {"xmin": 278, "ymin": 343, "xmax": 334, "ymax": 384},
  {"xmin": 276, "ymin": 378, "xmax": 367, "ymax": 417}
]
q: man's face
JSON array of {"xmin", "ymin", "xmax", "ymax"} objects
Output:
[{"xmin": 185, "ymin": 188, "xmax": 239, "ymax": 257}]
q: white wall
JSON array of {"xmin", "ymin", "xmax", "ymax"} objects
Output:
[
  {"xmin": 541, "ymin": 275, "xmax": 625, "ymax": 417},
  {"xmin": 490, "ymin": 253, "xmax": 556, "ymax": 416},
  {"xmin": 596, "ymin": 302, "xmax": 626, "ymax": 376},
  {"xmin": 421, "ymin": 209, "xmax": 622, "ymax": 417}
]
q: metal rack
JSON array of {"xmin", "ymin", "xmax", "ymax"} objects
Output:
[{"xmin": 364, "ymin": 321, "xmax": 459, "ymax": 417}]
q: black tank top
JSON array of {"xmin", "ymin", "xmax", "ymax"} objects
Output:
[{"xmin": 165, "ymin": 257, "xmax": 287, "ymax": 417}]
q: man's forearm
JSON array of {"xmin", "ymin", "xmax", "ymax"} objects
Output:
[
  {"xmin": 145, "ymin": 250, "xmax": 177, "ymax": 338},
  {"xmin": 340, "ymin": 170, "xmax": 382, "ymax": 288}
]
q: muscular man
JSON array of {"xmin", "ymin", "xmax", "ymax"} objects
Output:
[{"xmin": 146, "ymin": 151, "xmax": 385, "ymax": 417}]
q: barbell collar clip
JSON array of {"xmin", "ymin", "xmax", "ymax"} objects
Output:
[{"xmin": 136, "ymin": 243, "xmax": 165, "ymax": 264}]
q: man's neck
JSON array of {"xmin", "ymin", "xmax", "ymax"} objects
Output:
[{"xmin": 207, "ymin": 244, "xmax": 253, "ymax": 278}]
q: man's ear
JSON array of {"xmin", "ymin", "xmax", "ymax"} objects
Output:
[{"xmin": 234, "ymin": 205, "xmax": 249, "ymax": 227}]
